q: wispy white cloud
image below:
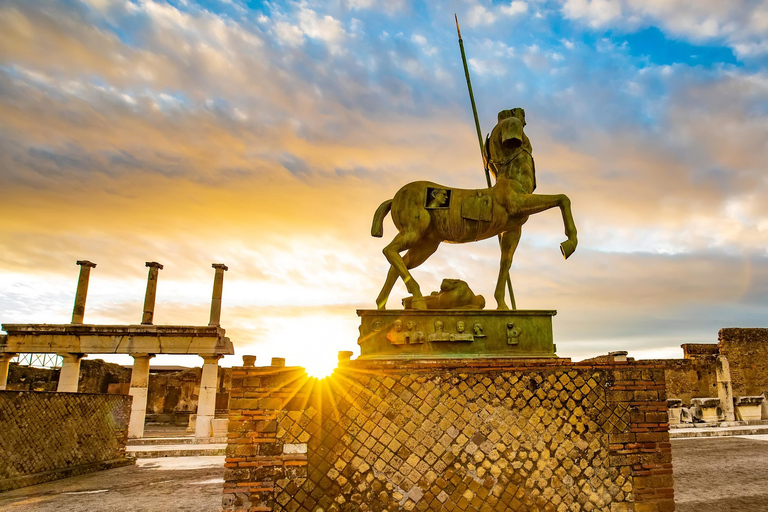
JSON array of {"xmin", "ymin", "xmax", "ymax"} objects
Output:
[{"xmin": 561, "ymin": 0, "xmax": 768, "ymax": 58}]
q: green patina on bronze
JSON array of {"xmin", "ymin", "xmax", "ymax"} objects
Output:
[
  {"xmin": 371, "ymin": 108, "xmax": 578, "ymax": 312},
  {"xmin": 357, "ymin": 309, "xmax": 557, "ymax": 359}
]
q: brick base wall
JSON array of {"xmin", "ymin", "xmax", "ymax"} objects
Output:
[
  {"xmin": 223, "ymin": 359, "xmax": 674, "ymax": 512},
  {"xmin": 0, "ymin": 391, "xmax": 133, "ymax": 492}
]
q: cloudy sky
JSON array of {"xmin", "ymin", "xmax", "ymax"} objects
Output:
[{"xmin": 1, "ymin": 0, "xmax": 766, "ymax": 375}]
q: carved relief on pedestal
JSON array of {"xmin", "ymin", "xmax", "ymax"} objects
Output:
[
  {"xmin": 387, "ymin": 319, "xmax": 408, "ymax": 345},
  {"xmin": 507, "ymin": 322, "xmax": 521, "ymax": 345},
  {"xmin": 427, "ymin": 320, "xmax": 451, "ymax": 342},
  {"xmin": 449, "ymin": 320, "xmax": 474, "ymax": 342}
]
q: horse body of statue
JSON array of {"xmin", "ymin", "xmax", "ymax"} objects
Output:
[{"xmin": 372, "ymin": 108, "xmax": 577, "ymax": 311}]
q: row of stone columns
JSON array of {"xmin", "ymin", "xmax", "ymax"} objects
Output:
[
  {"xmin": 0, "ymin": 350, "xmax": 223, "ymax": 439},
  {"xmin": 0, "ymin": 260, "xmax": 230, "ymax": 438}
]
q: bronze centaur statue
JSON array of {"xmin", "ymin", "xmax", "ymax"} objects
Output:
[{"xmin": 371, "ymin": 108, "xmax": 578, "ymax": 310}]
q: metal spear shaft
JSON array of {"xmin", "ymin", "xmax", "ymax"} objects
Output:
[{"xmin": 455, "ymin": 14, "xmax": 516, "ymax": 309}]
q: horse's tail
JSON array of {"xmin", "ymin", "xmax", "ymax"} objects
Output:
[{"xmin": 371, "ymin": 199, "xmax": 392, "ymax": 238}]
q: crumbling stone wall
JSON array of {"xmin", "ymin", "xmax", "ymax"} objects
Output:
[
  {"xmin": 147, "ymin": 367, "xmax": 202, "ymax": 415},
  {"xmin": 0, "ymin": 391, "xmax": 133, "ymax": 491},
  {"xmin": 641, "ymin": 359, "xmax": 717, "ymax": 405},
  {"xmin": 223, "ymin": 360, "xmax": 674, "ymax": 512},
  {"xmin": 78, "ymin": 359, "xmax": 132, "ymax": 394},
  {"xmin": 6, "ymin": 362, "xmax": 231, "ymax": 421},
  {"xmin": 6, "ymin": 359, "xmax": 131, "ymax": 393},
  {"xmin": 6, "ymin": 363, "xmax": 58, "ymax": 391},
  {"xmin": 719, "ymin": 328, "xmax": 768, "ymax": 396}
]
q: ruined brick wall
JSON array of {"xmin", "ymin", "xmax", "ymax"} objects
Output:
[
  {"xmin": 6, "ymin": 363, "xmax": 58, "ymax": 391},
  {"xmin": 223, "ymin": 360, "xmax": 673, "ymax": 512},
  {"xmin": 0, "ymin": 391, "xmax": 133, "ymax": 491},
  {"xmin": 6, "ymin": 359, "xmax": 131, "ymax": 393},
  {"xmin": 642, "ymin": 359, "xmax": 717, "ymax": 405},
  {"xmin": 719, "ymin": 328, "xmax": 768, "ymax": 396}
]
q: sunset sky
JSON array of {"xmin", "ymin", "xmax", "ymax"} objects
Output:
[{"xmin": 1, "ymin": 1, "xmax": 767, "ymax": 375}]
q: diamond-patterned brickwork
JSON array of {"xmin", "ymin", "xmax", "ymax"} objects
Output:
[
  {"xmin": 273, "ymin": 370, "xmax": 633, "ymax": 512},
  {"xmin": 0, "ymin": 391, "xmax": 131, "ymax": 486}
]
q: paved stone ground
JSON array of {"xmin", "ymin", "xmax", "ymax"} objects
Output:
[
  {"xmin": 0, "ymin": 457, "xmax": 225, "ymax": 512},
  {"xmin": 1, "ymin": 437, "xmax": 767, "ymax": 511},
  {"xmin": 672, "ymin": 435, "xmax": 768, "ymax": 512}
]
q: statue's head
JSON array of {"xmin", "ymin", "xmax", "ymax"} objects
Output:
[
  {"xmin": 457, "ymin": 321, "xmax": 465, "ymax": 333},
  {"xmin": 498, "ymin": 108, "xmax": 526, "ymax": 126},
  {"xmin": 393, "ymin": 319, "xmax": 403, "ymax": 332},
  {"xmin": 495, "ymin": 108, "xmax": 525, "ymax": 150}
]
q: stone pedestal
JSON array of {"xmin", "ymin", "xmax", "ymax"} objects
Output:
[
  {"xmin": 195, "ymin": 355, "xmax": 222, "ymax": 438},
  {"xmin": 691, "ymin": 397, "xmax": 722, "ymax": 422},
  {"xmin": 357, "ymin": 309, "xmax": 557, "ymax": 359},
  {"xmin": 0, "ymin": 353, "xmax": 15, "ymax": 391},
  {"xmin": 667, "ymin": 398, "xmax": 683, "ymax": 425},
  {"xmin": 128, "ymin": 353, "xmax": 155, "ymax": 439},
  {"xmin": 223, "ymin": 358, "xmax": 674, "ymax": 512},
  {"xmin": 57, "ymin": 353, "xmax": 84, "ymax": 392},
  {"xmin": 735, "ymin": 396, "xmax": 764, "ymax": 421}
]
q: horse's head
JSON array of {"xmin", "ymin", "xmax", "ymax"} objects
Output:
[
  {"xmin": 485, "ymin": 107, "xmax": 535, "ymax": 189},
  {"xmin": 496, "ymin": 108, "xmax": 526, "ymax": 150}
]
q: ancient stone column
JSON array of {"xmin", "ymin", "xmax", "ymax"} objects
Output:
[
  {"xmin": 208, "ymin": 264, "xmax": 228, "ymax": 326},
  {"xmin": 128, "ymin": 353, "xmax": 155, "ymax": 439},
  {"xmin": 72, "ymin": 260, "xmax": 97, "ymax": 324},
  {"xmin": 141, "ymin": 262, "xmax": 164, "ymax": 325},
  {"xmin": 716, "ymin": 355, "xmax": 736, "ymax": 422},
  {"xmin": 195, "ymin": 354, "xmax": 222, "ymax": 438},
  {"xmin": 0, "ymin": 353, "xmax": 17, "ymax": 390},
  {"xmin": 57, "ymin": 353, "xmax": 84, "ymax": 392}
]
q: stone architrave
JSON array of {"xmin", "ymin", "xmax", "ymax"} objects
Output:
[
  {"xmin": 716, "ymin": 355, "xmax": 736, "ymax": 422},
  {"xmin": 195, "ymin": 354, "xmax": 222, "ymax": 438},
  {"xmin": 128, "ymin": 353, "xmax": 155, "ymax": 438},
  {"xmin": 57, "ymin": 353, "xmax": 84, "ymax": 392},
  {"xmin": 0, "ymin": 352, "xmax": 16, "ymax": 390}
]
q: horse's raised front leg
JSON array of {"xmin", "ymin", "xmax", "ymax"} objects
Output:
[
  {"xmin": 520, "ymin": 193, "xmax": 578, "ymax": 258},
  {"xmin": 494, "ymin": 228, "xmax": 522, "ymax": 310}
]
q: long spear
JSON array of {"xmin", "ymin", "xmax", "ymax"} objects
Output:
[{"xmin": 455, "ymin": 14, "xmax": 516, "ymax": 309}]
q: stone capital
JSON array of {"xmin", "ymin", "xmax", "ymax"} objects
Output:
[
  {"xmin": 201, "ymin": 354, "xmax": 223, "ymax": 365},
  {"xmin": 132, "ymin": 353, "xmax": 156, "ymax": 361},
  {"xmin": 58, "ymin": 353, "xmax": 85, "ymax": 363},
  {"xmin": 145, "ymin": 261, "xmax": 164, "ymax": 269},
  {"xmin": 212, "ymin": 263, "xmax": 229, "ymax": 271},
  {"xmin": 76, "ymin": 260, "xmax": 97, "ymax": 268},
  {"xmin": 0, "ymin": 353, "xmax": 17, "ymax": 363}
]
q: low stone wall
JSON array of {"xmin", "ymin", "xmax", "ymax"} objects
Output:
[
  {"xmin": 0, "ymin": 391, "xmax": 133, "ymax": 492},
  {"xmin": 223, "ymin": 359, "xmax": 674, "ymax": 512}
]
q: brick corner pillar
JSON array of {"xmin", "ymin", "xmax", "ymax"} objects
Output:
[
  {"xmin": 0, "ymin": 353, "xmax": 17, "ymax": 390},
  {"xmin": 128, "ymin": 353, "xmax": 156, "ymax": 439},
  {"xmin": 57, "ymin": 353, "xmax": 85, "ymax": 392},
  {"xmin": 196, "ymin": 354, "xmax": 223, "ymax": 438}
]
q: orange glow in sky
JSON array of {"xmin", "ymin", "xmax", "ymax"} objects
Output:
[{"xmin": 1, "ymin": 1, "xmax": 767, "ymax": 371}]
